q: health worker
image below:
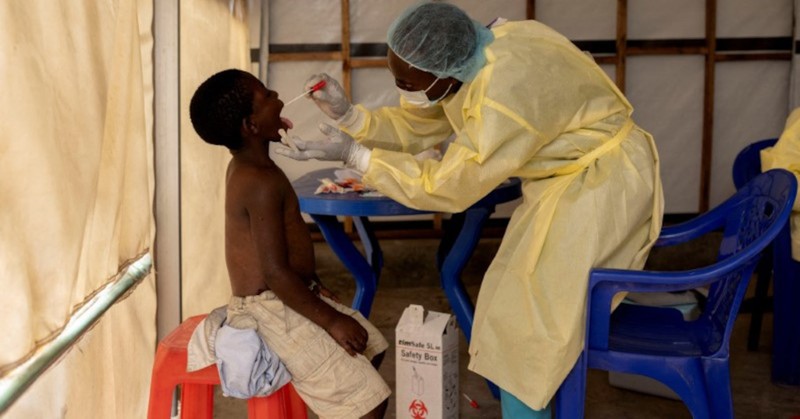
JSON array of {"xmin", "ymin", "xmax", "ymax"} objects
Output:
[
  {"xmin": 761, "ymin": 107, "xmax": 800, "ymax": 261},
  {"xmin": 276, "ymin": 2, "xmax": 665, "ymax": 417}
]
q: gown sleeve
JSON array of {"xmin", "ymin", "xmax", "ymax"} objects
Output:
[{"xmin": 342, "ymin": 98, "xmax": 454, "ymax": 155}]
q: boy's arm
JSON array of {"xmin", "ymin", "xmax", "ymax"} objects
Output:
[{"xmin": 246, "ymin": 175, "xmax": 367, "ymax": 355}]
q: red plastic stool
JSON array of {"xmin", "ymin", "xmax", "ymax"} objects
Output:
[{"xmin": 147, "ymin": 315, "xmax": 307, "ymax": 418}]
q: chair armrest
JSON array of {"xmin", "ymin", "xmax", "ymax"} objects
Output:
[
  {"xmin": 589, "ymin": 268, "xmax": 725, "ymax": 293},
  {"xmin": 655, "ymin": 207, "xmax": 728, "ymax": 247}
]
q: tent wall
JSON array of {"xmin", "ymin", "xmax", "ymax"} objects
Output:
[{"xmin": 1, "ymin": 1, "xmax": 156, "ymax": 417}]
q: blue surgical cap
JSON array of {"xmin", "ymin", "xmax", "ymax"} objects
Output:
[{"xmin": 387, "ymin": 1, "xmax": 494, "ymax": 83}]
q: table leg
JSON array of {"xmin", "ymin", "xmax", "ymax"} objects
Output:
[
  {"xmin": 438, "ymin": 206, "xmax": 501, "ymax": 399},
  {"xmin": 353, "ymin": 216, "xmax": 383, "ymax": 278},
  {"xmin": 438, "ymin": 207, "xmax": 492, "ymax": 342},
  {"xmin": 311, "ymin": 214, "xmax": 380, "ymax": 317},
  {"xmin": 436, "ymin": 212, "xmax": 465, "ymax": 272}
]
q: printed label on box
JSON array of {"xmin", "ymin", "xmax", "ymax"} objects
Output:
[{"xmin": 395, "ymin": 304, "xmax": 459, "ymax": 419}]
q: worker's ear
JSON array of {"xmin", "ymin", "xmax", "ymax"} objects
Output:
[{"xmin": 444, "ymin": 76, "xmax": 461, "ymax": 90}]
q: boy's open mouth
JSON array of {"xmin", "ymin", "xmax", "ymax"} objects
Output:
[{"xmin": 280, "ymin": 116, "xmax": 293, "ymax": 131}]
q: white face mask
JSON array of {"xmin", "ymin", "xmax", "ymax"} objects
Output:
[{"xmin": 396, "ymin": 77, "xmax": 453, "ymax": 108}]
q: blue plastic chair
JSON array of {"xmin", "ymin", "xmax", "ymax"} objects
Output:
[
  {"xmin": 732, "ymin": 139, "xmax": 778, "ymax": 189},
  {"xmin": 554, "ymin": 169, "xmax": 798, "ymax": 419},
  {"xmin": 732, "ymin": 138, "xmax": 778, "ymax": 351},
  {"xmin": 732, "ymin": 138, "xmax": 800, "ymax": 385}
]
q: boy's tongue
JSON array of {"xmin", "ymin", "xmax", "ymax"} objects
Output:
[{"xmin": 280, "ymin": 117, "xmax": 293, "ymax": 130}]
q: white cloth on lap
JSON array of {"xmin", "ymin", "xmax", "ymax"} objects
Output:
[{"xmin": 186, "ymin": 305, "xmax": 292, "ymax": 398}]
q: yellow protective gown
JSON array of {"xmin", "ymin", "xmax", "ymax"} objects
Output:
[
  {"xmin": 760, "ymin": 108, "xmax": 800, "ymax": 261},
  {"xmin": 342, "ymin": 20, "xmax": 664, "ymax": 409}
]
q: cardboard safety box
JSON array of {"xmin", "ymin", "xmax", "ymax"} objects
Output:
[{"xmin": 395, "ymin": 304, "xmax": 459, "ymax": 419}]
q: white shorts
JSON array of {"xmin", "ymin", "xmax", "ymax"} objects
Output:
[{"xmin": 227, "ymin": 291, "xmax": 390, "ymax": 418}]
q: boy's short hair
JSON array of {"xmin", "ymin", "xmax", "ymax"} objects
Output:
[{"xmin": 189, "ymin": 69, "xmax": 257, "ymax": 150}]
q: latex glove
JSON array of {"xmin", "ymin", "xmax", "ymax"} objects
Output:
[
  {"xmin": 274, "ymin": 123, "xmax": 371, "ymax": 172},
  {"xmin": 304, "ymin": 73, "xmax": 352, "ymax": 120}
]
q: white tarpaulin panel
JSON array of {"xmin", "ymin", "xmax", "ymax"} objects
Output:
[
  {"xmin": 629, "ymin": 0, "xmax": 705, "ymax": 40},
  {"xmin": 718, "ymin": 0, "xmax": 793, "ymax": 38},
  {"xmin": 350, "ymin": 0, "xmax": 422, "ymax": 43},
  {"xmin": 536, "ymin": 0, "xmax": 616, "ymax": 40},
  {"xmin": 599, "ymin": 63, "xmax": 616, "ymax": 83},
  {"xmin": 1, "ymin": 0, "xmax": 155, "ymax": 417},
  {"xmin": 348, "ymin": 0, "xmax": 525, "ymax": 43},
  {"xmin": 180, "ymin": 0, "xmax": 252, "ymax": 318},
  {"xmin": 711, "ymin": 61, "xmax": 791, "ymax": 207},
  {"xmin": 448, "ymin": 0, "xmax": 526, "ymax": 26},
  {"xmin": 712, "ymin": 0, "xmax": 794, "ymax": 207},
  {"xmin": 627, "ymin": 56, "xmax": 706, "ymax": 213},
  {"xmin": 351, "ymin": 67, "xmax": 401, "ymax": 108},
  {"xmin": 270, "ymin": 0, "xmax": 341, "ymax": 44}
]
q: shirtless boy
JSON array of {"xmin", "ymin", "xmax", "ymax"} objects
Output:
[{"xmin": 189, "ymin": 69, "xmax": 390, "ymax": 418}]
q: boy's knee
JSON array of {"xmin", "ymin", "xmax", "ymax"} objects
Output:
[{"xmin": 360, "ymin": 398, "xmax": 388, "ymax": 419}]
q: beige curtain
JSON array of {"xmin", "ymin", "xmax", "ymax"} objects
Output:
[
  {"xmin": 0, "ymin": 0, "xmax": 155, "ymax": 417},
  {"xmin": 180, "ymin": 0, "xmax": 251, "ymax": 318}
]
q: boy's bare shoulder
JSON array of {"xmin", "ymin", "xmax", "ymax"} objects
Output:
[{"xmin": 227, "ymin": 160, "xmax": 289, "ymax": 201}]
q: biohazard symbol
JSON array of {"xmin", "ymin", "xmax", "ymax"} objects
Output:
[{"xmin": 408, "ymin": 399, "xmax": 428, "ymax": 419}]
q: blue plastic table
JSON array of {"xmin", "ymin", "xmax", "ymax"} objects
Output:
[{"xmin": 292, "ymin": 168, "xmax": 522, "ymax": 343}]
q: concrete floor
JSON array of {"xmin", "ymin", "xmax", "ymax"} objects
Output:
[{"xmin": 214, "ymin": 236, "xmax": 800, "ymax": 418}]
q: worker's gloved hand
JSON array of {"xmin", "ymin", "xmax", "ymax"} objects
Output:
[
  {"xmin": 274, "ymin": 123, "xmax": 371, "ymax": 172},
  {"xmin": 305, "ymin": 73, "xmax": 352, "ymax": 120}
]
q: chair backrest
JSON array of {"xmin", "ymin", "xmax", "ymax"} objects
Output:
[
  {"xmin": 732, "ymin": 138, "xmax": 778, "ymax": 190},
  {"xmin": 702, "ymin": 169, "xmax": 796, "ymax": 353}
]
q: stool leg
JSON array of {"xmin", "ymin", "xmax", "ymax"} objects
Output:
[
  {"xmin": 247, "ymin": 384, "xmax": 308, "ymax": 419},
  {"xmin": 247, "ymin": 394, "xmax": 286, "ymax": 417},
  {"xmin": 147, "ymin": 380, "xmax": 178, "ymax": 419},
  {"xmin": 180, "ymin": 384, "xmax": 214, "ymax": 419},
  {"xmin": 287, "ymin": 384, "xmax": 308, "ymax": 419}
]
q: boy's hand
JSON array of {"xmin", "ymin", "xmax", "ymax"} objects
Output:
[{"xmin": 326, "ymin": 314, "xmax": 368, "ymax": 356}]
